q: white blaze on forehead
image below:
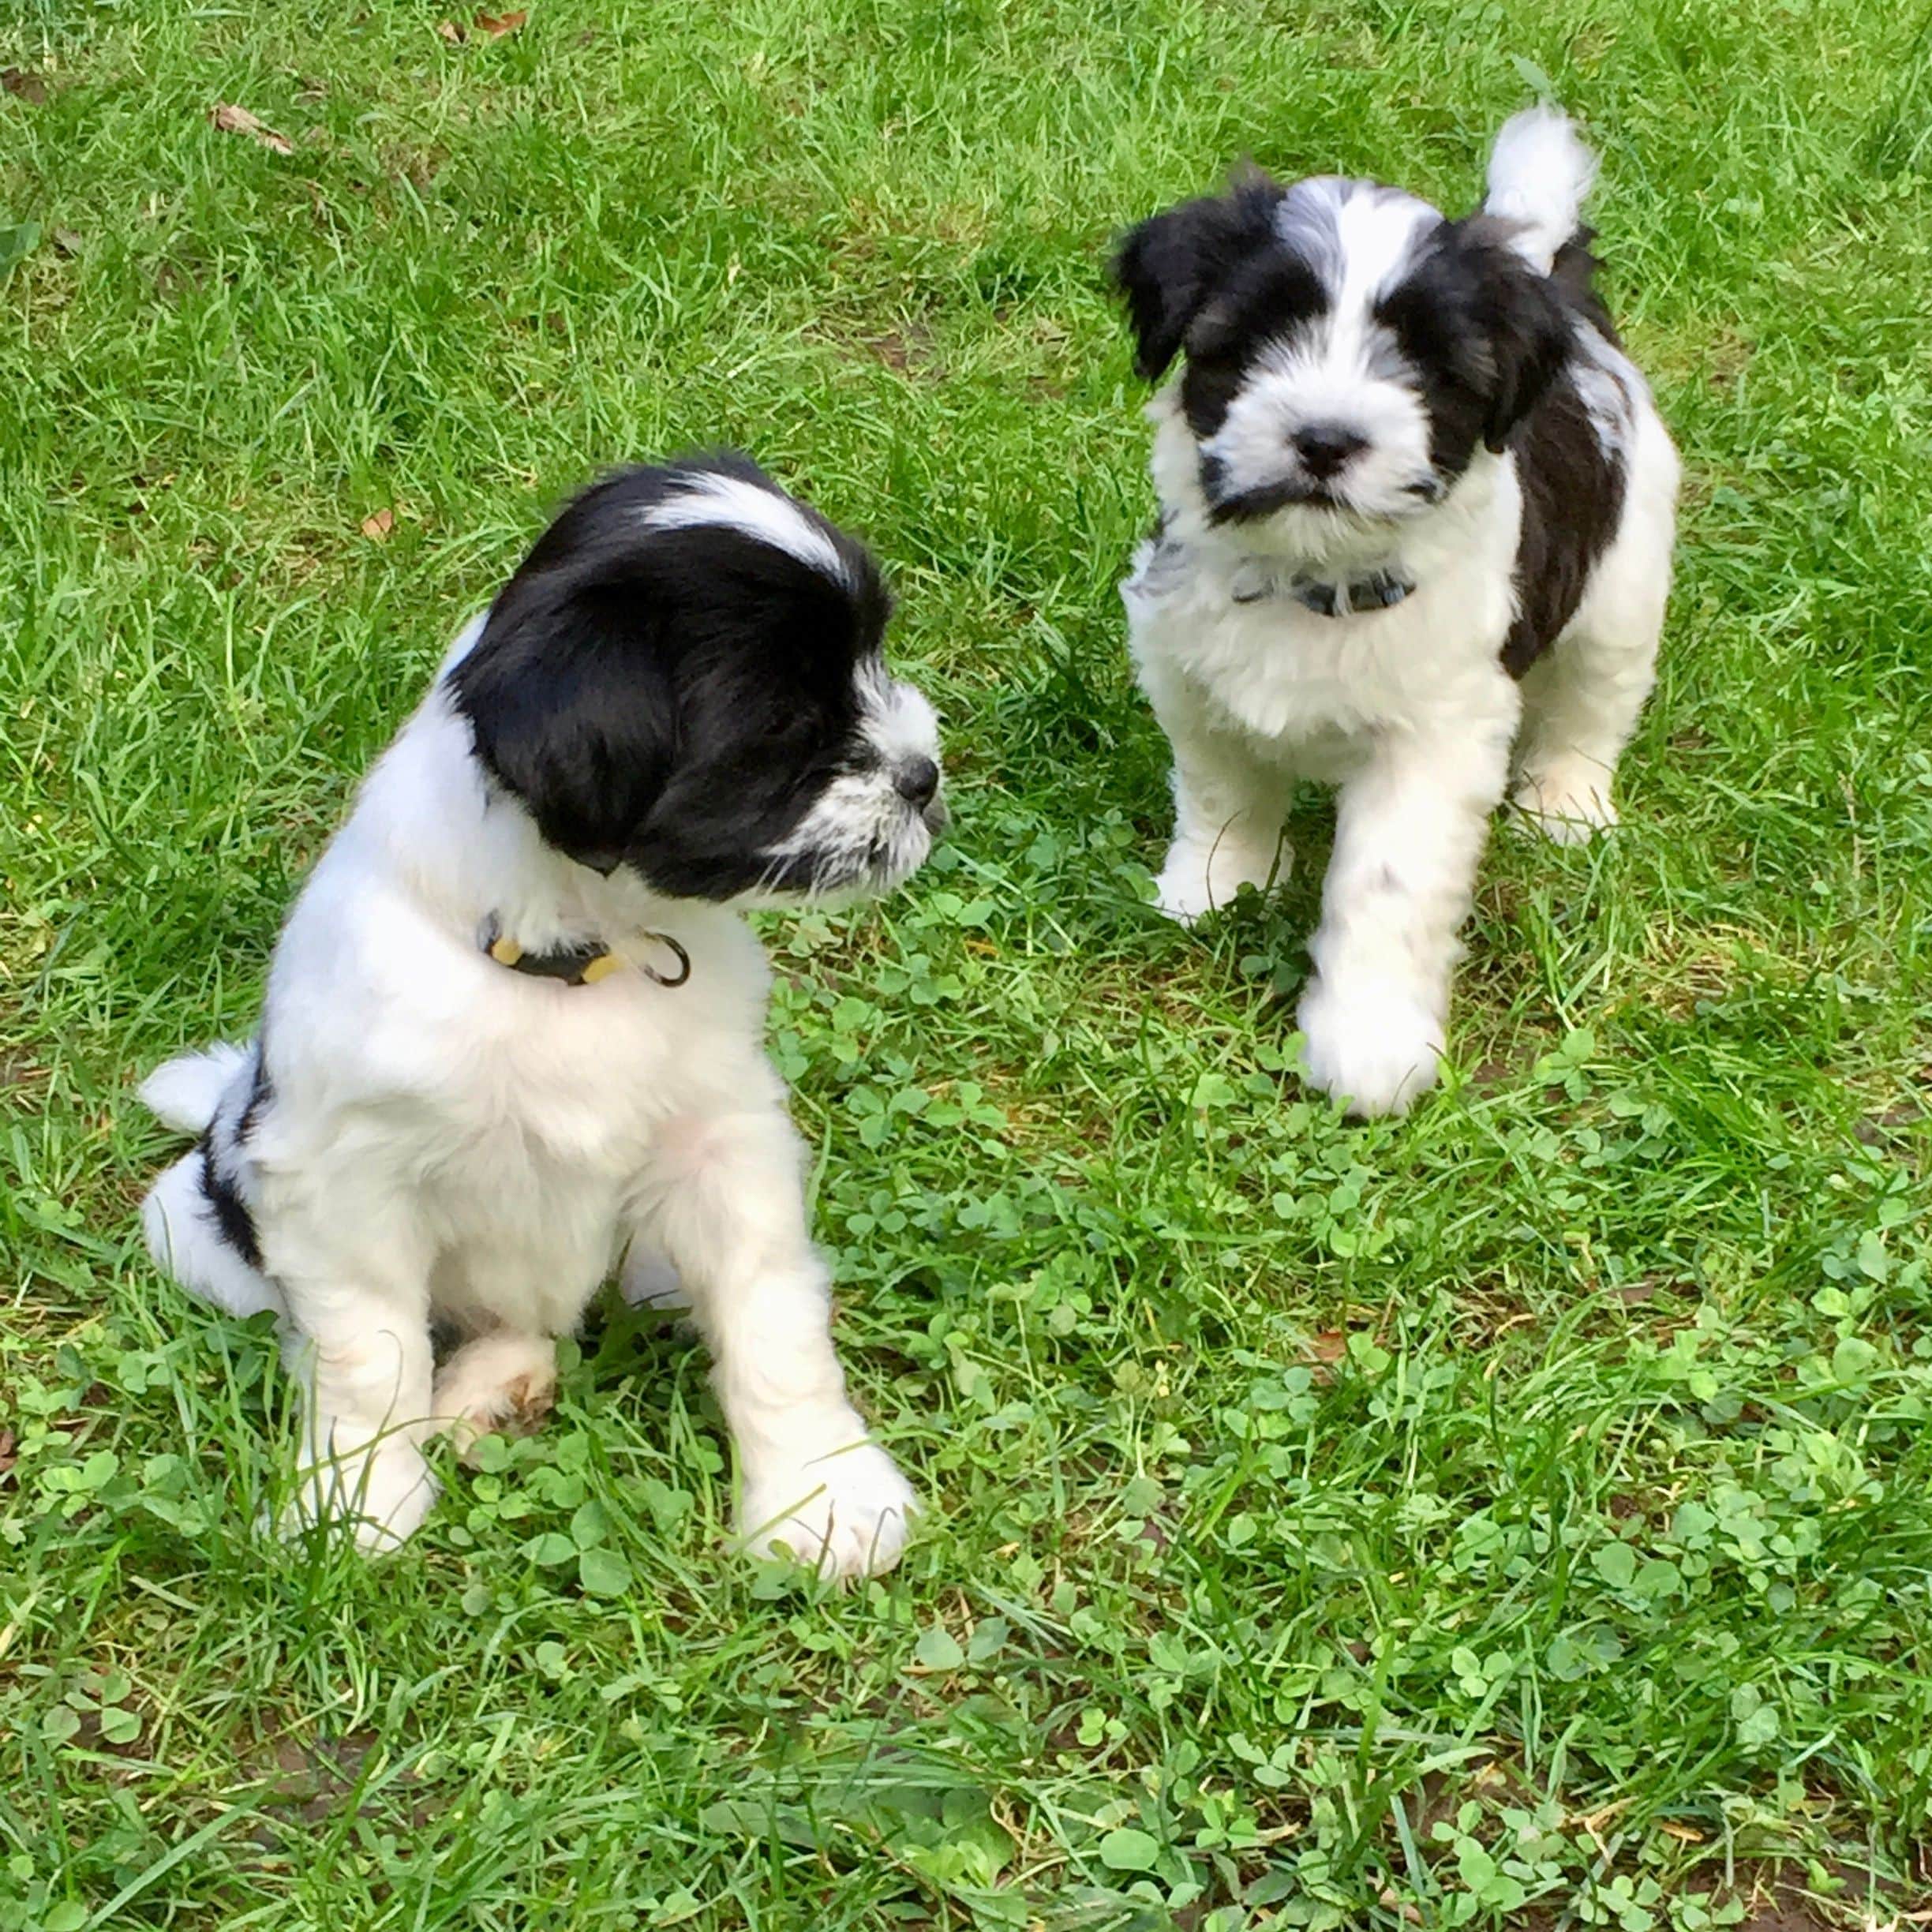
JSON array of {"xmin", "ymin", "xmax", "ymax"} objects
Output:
[
  {"xmin": 640, "ymin": 472, "xmax": 852, "ymax": 586},
  {"xmin": 856, "ymin": 658, "xmax": 941, "ymax": 764},
  {"xmin": 1333, "ymin": 185, "xmax": 1440, "ymax": 310},
  {"xmin": 1254, "ymin": 182, "xmax": 1441, "ymax": 380},
  {"xmin": 1272, "ymin": 180, "xmax": 1440, "ymax": 301}
]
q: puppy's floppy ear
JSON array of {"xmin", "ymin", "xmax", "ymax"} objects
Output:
[
  {"xmin": 450, "ymin": 528, "xmax": 677, "ymax": 876},
  {"xmin": 1455, "ymin": 216, "xmax": 1575, "ymax": 452},
  {"xmin": 1110, "ymin": 174, "xmax": 1282, "ymax": 380}
]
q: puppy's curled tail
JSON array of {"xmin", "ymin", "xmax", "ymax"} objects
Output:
[
  {"xmin": 139, "ymin": 1042, "xmax": 250, "ymax": 1135},
  {"xmin": 1484, "ymin": 107, "xmax": 1599, "ymax": 273}
]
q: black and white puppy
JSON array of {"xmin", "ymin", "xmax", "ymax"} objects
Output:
[
  {"xmin": 1114, "ymin": 110, "xmax": 1679, "ymax": 1115},
  {"xmin": 140, "ymin": 456, "xmax": 945, "ymax": 1576}
]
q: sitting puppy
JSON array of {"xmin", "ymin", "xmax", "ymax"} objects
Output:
[
  {"xmin": 140, "ymin": 456, "xmax": 945, "ymax": 1577},
  {"xmin": 1114, "ymin": 110, "xmax": 1679, "ymax": 1115}
]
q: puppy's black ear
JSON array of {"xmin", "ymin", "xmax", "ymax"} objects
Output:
[
  {"xmin": 1456, "ymin": 219, "xmax": 1575, "ymax": 451},
  {"xmin": 450, "ymin": 498, "xmax": 679, "ymax": 874},
  {"xmin": 1110, "ymin": 176, "xmax": 1281, "ymax": 380}
]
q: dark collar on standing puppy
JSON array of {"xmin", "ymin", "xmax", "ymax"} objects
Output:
[
  {"xmin": 477, "ymin": 915, "xmax": 691, "ymax": 989},
  {"xmin": 1230, "ymin": 560, "xmax": 1415, "ymax": 616}
]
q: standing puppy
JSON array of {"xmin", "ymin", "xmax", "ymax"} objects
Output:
[
  {"xmin": 1114, "ymin": 110, "xmax": 1678, "ymax": 1115},
  {"xmin": 140, "ymin": 457, "xmax": 945, "ymax": 1576}
]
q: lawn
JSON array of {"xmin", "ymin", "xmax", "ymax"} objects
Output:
[{"xmin": 3, "ymin": 1, "xmax": 1930, "ymax": 1926}]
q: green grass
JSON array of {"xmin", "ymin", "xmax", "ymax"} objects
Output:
[{"xmin": 3, "ymin": 1, "xmax": 1930, "ymax": 1926}]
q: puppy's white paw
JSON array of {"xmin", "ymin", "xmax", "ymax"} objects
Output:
[
  {"xmin": 1154, "ymin": 838, "xmax": 1286, "ymax": 925},
  {"xmin": 1298, "ymin": 979, "xmax": 1443, "ymax": 1118},
  {"xmin": 1513, "ymin": 762, "xmax": 1618, "ymax": 845},
  {"xmin": 432, "ymin": 1331, "xmax": 557, "ymax": 1466},
  {"xmin": 740, "ymin": 1439, "xmax": 917, "ymax": 1582},
  {"xmin": 285, "ymin": 1442, "xmax": 439, "ymax": 1552}
]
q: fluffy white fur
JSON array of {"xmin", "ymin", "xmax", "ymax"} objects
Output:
[
  {"xmin": 140, "ymin": 1039, "xmax": 249, "ymax": 1135},
  {"xmin": 638, "ymin": 470, "xmax": 855, "ymax": 587},
  {"xmin": 1484, "ymin": 106, "xmax": 1600, "ymax": 272},
  {"xmin": 140, "ymin": 570, "xmax": 939, "ymax": 1577},
  {"xmin": 1125, "ymin": 113, "xmax": 1679, "ymax": 1117}
]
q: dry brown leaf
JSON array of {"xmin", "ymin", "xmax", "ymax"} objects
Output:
[
  {"xmin": 473, "ymin": 8, "xmax": 527, "ymax": 35},
  {"xmin": 0, "ymin": 1427, "xmax": 16, "ymax": 1478},
  {"xmin": 210, "ymin": 103, "xmax": 294, "ymax": 155},
  {"xmin": 2, "ymin": 68, "xmax": 49, "ymax": 105},
  {"xmin": 436, "ymin": 19, "xmax": 466, "ymax": 42},
  {"xmin": 360, "ymin": 507, "xmax": 395, "ymax": 541}
]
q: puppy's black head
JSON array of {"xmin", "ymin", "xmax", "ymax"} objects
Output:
[
  {"xmin": 1112, "ymin": 175, "xmax": 1574, "ymax": 533},
  {"xmin": 449, "ymin": 456, "xmax": 944, "ymax": 902}
]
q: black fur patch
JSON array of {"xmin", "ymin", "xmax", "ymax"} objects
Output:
[
  {"xmin": 198, "ymin": 1133, "xmax": 260, "ymax": 1268},
  {"xmin": 1178, "ymin": 251, "xmax": 1331, "ymax": 440},
  {"xmin": 1491, "ymin": 227, "xmax": 1631, "ymax": 676},
  {"xmin": 1110, "ymin": 174, "xmax": 1294, "ymax": 387},
  {"xmin": 1111, "ymin": 175, "xmax": 1347, "ymax": 446},
  {"xmin": 1373, "ymin": 216, "xmax": 1573, "ymax": 480},
  {"xmin": 1499, "ymin": 358, "xmax": 1627, "ymax": 677},
  {"xmin": 1551, "ymin": 228, "xmax": 1620, "ymax": 345},
  {"xmin": 448, "ymin": 455, "xmax": 894, "ymax": 899},
  {"xmin": 198, "ymin": 1050, "xmax": 270, "ymax": 1270},
  {"xmin": 238, "ymin": 1043, "xmax": 272, "ymax": 1141}
]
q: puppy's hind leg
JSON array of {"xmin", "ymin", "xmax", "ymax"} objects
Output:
[
  {"xmin": 1513, "ymin": 417, "xmax": 1676, "ymax": 844},
  {"xmin": 1511, "ymin": 617, "xmax": 1659, "ymax": 843},
  {"xmin": 432, "ymin": 1330, "xmax": 559, "ymax": 1465}
]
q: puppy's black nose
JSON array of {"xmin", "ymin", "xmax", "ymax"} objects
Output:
[
  {"xmin": 1294, "ymin": 424, "xmax": 1368, "ymax": 478},
  {"xmin": 894, "ymin": 756, "xmax": 941, "ymax": 810}
]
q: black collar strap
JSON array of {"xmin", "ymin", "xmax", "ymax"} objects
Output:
[
  {"xmin": 478, "ymin": 915, "xmax": 691, "ymax": 989},
  {"xmin": 1232, "ymin": 563, "xmax": 1414, "ymax": 616}
]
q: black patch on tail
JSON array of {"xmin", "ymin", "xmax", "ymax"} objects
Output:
[
  {"xmin": 197, "ymin": 1049, "xmax": 271, "ymax": 1270},
  {"xmin": 197, "ymin": 1135, "xmax": 261, "ymax": 1268}
]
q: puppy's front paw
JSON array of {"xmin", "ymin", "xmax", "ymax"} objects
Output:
[
  {"xmin": 740, "ymin": 1439, "xmax": 917, "ymax": 1582},
  {"xmin": 1513, "ymin": 762, "xmax": 1618, "ymax": 845},
  {"xmin": 1154, "ymin": 839, "xmax": 1285, "ymax": 925},
  {"xmin": 1297, "ymin": 979, "xmax": 1443, "ymax": 1118},
  {"xmin": 285, "ymin": 1443, "xmax": 438, "ymax": 1552}
]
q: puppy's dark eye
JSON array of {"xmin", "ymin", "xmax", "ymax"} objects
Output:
[
  {"xmin": 1179, "ymin": 355, "xmax": 1252, "ymax": 437},
  {"xmin": 1184, "ymin": 301, "xmax": 1242, "ymax": 364}
]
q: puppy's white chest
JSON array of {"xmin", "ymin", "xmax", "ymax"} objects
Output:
[
  {"xmin": 1126, "ymin": 570, "xmax": 1410, "ymax": 745},
  {"xmin": 1124, "ymin": 536, "xmax": 1515, "ymax": 754},
  {"xmin": 408, "ymin": 979, "xmax": 733, "ymax": 1329},
  {"xmin": 446, "ymin": 967, "xmax": 736, "ymax": 1170}
]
